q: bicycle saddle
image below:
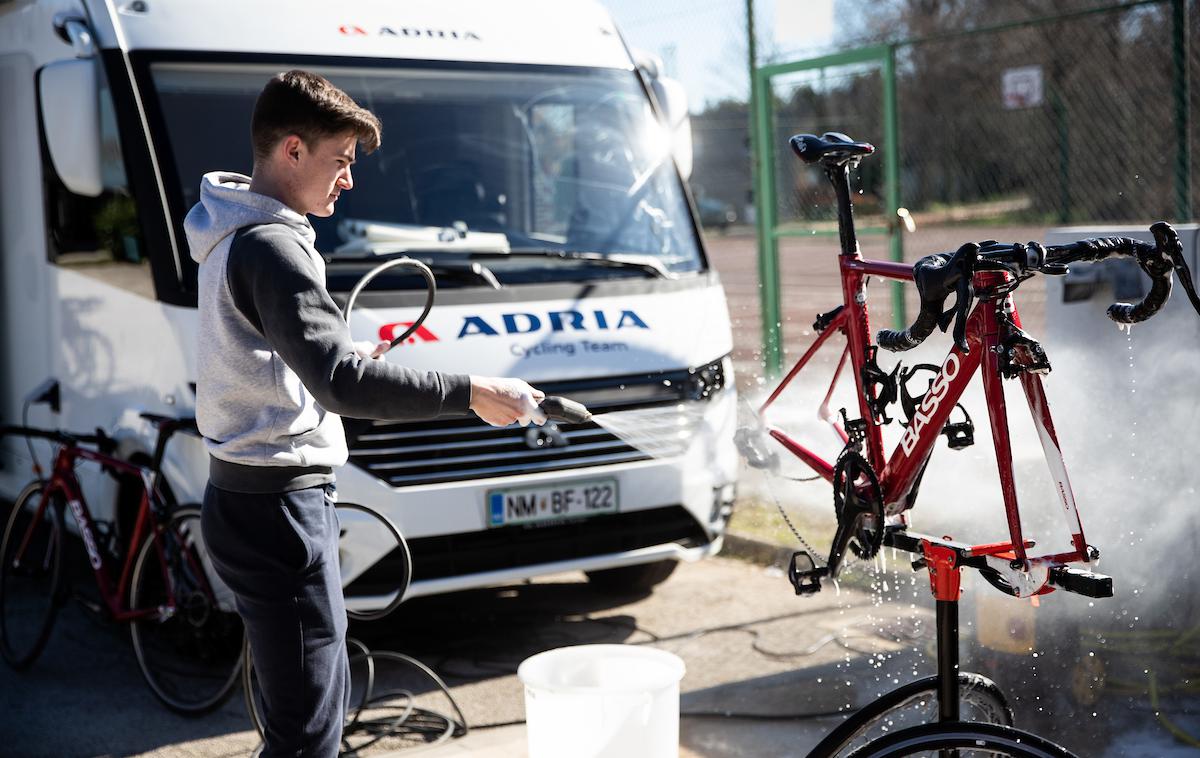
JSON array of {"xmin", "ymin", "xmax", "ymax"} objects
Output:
[{"xmin": 789, "ymin": 132, "xmax": 875, "ymax": 166}]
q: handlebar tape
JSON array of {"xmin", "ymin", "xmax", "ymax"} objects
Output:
[
  {"xmin": 1108, "ymin": 274, "xmax": 1172, "ymax": 324},
  {"xmin": 1048, "ymin": 228, "xmax": 1178, "ymax": 324}
]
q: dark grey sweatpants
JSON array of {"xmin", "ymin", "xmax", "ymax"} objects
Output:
[{"xmin": 201, "ymin": 482, "xmax": 350, "ymax": 758}]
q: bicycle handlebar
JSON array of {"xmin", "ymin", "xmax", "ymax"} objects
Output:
[
  {"xmin": 0, "ymin": 424, "xmax": 114, "ymax": 451},
  {"xmin": 877, "ymin": 222, "xmax": 1199, "ymax": 353}
]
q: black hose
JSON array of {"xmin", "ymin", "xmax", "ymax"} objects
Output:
[{"xmin": 342, "ymin": 257, "xmax": 437, "ymax": 356}]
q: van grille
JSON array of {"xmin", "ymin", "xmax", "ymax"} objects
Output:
[
  {"xmin": 344, "ymin": 362, "xmax": 725, "ymax": 487},
  {"xmin": 345, "ymin": 505, "xmax": 709, "ymax": 589}
]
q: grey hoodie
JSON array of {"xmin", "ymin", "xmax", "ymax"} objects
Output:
[{"xmin": 186, "ymin": 171, "xmax": 472, "ymax": 493}]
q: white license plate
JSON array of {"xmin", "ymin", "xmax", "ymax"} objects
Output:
[{"xmin": 487, "ymin": 478, "xmax": 619, "ymax": 527}]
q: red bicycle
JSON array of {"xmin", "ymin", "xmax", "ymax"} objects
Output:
[
  {"xmin": 0, "ymin": 415, "xmax": 244, "ymax": 715},
  {"xmin": 736, "ymin": 133, "xmax": 1200, "ymax": 757}
]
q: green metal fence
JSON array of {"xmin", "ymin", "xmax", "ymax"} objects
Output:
[{"xmin": 752, "ymin": 0, "xmax": 1196, "ymax": 377}]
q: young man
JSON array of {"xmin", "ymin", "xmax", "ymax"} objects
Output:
[{"xmin": 185, "ymin": 70, "xmax": 543, "ymax": 757}]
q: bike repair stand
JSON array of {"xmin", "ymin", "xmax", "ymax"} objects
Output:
[
  {"xmin": 916, "ymin": 539, "xmax": 965, "ymax": 724},
  {"xmin": 884, "ymin": 529, "xmax": 1112, "ymax": 726},
  {"xmin": 789, "ymin": 528, "xmax": 1114, "ymax": 729}
]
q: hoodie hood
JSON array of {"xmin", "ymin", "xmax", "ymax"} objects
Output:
[{"xmin": 184, "ymin": 171, "xmax": 316, "ymax": 263}]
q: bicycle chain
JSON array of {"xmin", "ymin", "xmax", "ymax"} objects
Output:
[
  {"xmin": 762, "ymin": 471, "xmax": 830, "ymax": 565},
  {"xmin": 741, "ymin": 396, "xmax": 876, "ymax": 571}
]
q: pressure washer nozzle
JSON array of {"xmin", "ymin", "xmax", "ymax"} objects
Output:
[{"xmin": 538, "ymin": 396, "xmax": 592, "ymax": 424}]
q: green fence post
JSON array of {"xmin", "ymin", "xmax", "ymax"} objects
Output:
[
  {"xmin": 1171, "ymin": 0, "xmax": 1192, "ymax": 220},
  {"xmin": 747, "ymin": 0, "xmax": 782, "ymax": 379},
  {"xmin": 882, "ymin": 44, "xmax": 905, "ymax": 329},
  {"xmin": 753, "ymin": 69, "xmax": 782, "ymax": 379}
]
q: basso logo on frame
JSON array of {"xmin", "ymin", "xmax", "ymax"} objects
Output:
[
  {"xmin": 898, "ymin": 353, "xmax": 960, "ymax": 456},
  {"xmin": 338, "ymin": 24, "xmax": 481, "ymax": 41}
]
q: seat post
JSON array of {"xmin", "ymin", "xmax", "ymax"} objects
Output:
[{"xmin": 826, "ymin": 163, "xmax": 860, "ymax": 258}]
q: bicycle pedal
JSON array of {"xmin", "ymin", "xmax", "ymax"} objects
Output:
[
  {"xmin": 943, "ymin": 423, "xmax": 974, "ymax": 449},
  {"xmin": 788, "ymin": 551, "xmax": 828, "ymax": 596}
]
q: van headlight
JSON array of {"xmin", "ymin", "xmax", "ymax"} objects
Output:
[{"xmin": 686, "ymin": 355, "xmax": 732, "ymax": 401}]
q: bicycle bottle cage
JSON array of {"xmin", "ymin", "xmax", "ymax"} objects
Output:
[
  {"xmin": 899, "ymin": 365, "xmax": 975, "ymax": 450},
  {"xmin": 862, "ymin": 346, "xmax": 899, "ymax": 425}
]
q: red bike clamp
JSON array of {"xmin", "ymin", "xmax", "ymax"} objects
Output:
[{"xmin": 921, "ymin": 541, "xmax": 962, "ymax": 602}]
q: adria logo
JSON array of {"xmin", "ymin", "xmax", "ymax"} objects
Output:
[
  {"xmin": 457, "ymin": 309, "xmax": 649, "ymax": 338},
  {"xmin": 379, "ymin": 322, "xmax": 440, "ymax": 346},
  {"xmin": 339, "ymin": 25, "xmax": 481, "ymax": 41}
]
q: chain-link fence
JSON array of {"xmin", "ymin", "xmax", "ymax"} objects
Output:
[{"xmin": 770, "ymin": 0, "xmax": 1197, "ymax": 230}]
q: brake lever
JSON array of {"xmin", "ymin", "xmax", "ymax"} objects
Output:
[
  {"xmin": 951, "ymin": 276, "xmax": 972, "ymax": 352},
  {"xmin": 949, "ymin": 245, "xmax": 978, "ymax": 353},
  {"xmin": 1151, "ymin": 221, "xmax": 1200, "ymax": 317}
]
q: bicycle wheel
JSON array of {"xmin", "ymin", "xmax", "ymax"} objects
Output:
[
  {"xmin": 843, "ymin": 721, "xmax": 1078, "ymax": 758},
  {"xmin": 0, "ymin": 481, "xmax": 64, "ymax": 669},
  {"xmin": 809, "ymin": 673, "xmax": 1013, "ymax": 757},
  {"xmin": 129, "ymin": 506, "xmax": 244, "ymax": 715}
]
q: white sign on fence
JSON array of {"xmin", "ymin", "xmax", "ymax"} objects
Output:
[{"xmin": 1002, "ymin": 65, "xmax": 1044, "ymax": 109}]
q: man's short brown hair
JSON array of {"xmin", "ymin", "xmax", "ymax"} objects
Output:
[{"xmin": 251, "ymin": 70, "xmax": 381, "ymax": 161}]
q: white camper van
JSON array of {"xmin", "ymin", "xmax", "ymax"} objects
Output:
[{"xmin": 0, "ymin": 0, "xmax": 738, "ymax": 605}]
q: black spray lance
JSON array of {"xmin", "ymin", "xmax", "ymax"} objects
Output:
[{"xmin": 538, "ymin": 396, "xmax": 593, "ymax": 424}]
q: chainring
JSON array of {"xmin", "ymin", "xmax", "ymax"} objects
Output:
[{"xmin": 832, "ymin": 449, "xmax": 885, "ymax": 560}]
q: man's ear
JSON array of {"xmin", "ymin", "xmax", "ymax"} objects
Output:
[{"xmin": 280, "ymin": 134, "xmax": 305, "ymax": 166}]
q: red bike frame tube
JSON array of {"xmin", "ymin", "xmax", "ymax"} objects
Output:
[
  {"xmin": 843, "ymin": 257, "xmax": 916, "ymax": 282},
  {"xmin": 839, "ymin": 260, "xmax": 886, "ymax": 473},
  {"xmin": 979, "ymin": 302, "xmax": 1030, "ymax": 565},
  {"xmin": 878, "ymin": 303, "xmax": 986, "ymax": 510},
  {"xmin": 819, "ymin": 346, "xmax": 851, "ymax": 446},
  {"xmin": 760, "ymin": 308, "xmax": 849, "ymax": 414},
  {"xmin": 1020, "ymin": 373, "xmax": 1090, "ymax": 561},
  {"xmin": 25, "ymin": 444, "xmax": 171, "ymax": 623}
]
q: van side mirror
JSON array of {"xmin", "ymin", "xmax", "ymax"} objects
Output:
[
  {"xmin": 39, "ymin": 59, "xmax": 103, "ymax": 198},
  {"xmin": 634, "ymin": 51, "xmax": 694, "ymax": 181},
  {"xmin": 651, "ymin": 76, "xmax": 693, "ymax": 180}
]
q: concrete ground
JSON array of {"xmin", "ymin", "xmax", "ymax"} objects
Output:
[
  {"xmin": 2, "ymin": 546, "xmax": 1194, "ymax": 757},
  {"xmin": 0, "ymin": 551, "xmax": 934, "ymax": 758}
]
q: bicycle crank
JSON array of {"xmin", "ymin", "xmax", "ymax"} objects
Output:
[{"xmin": 828, "ymin": 449, "xmax": 885, "ymax": 576}]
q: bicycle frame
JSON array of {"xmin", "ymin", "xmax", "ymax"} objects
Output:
[
  {"xmin": 15, "ymin": 444, "xmax": 176, "ymax": 622},
  {"xmin": 756, "ymin": 163, "xmax": 1092, "ymax": 585}
]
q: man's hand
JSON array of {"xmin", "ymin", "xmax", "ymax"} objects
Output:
[
  {"xmin": 354, "ymin": 340, "xmax": 391, "ymax": 360},
  {"xmin": 470, "ymin": 377, "xmax": 546, "ymax": 427}
]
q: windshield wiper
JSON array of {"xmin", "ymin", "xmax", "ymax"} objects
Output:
[
  {"xmin": 327, "ymin": 254, "xmax": 502, "ymax": 289},
  {"xmin": 476, "ymin": 248, "xmax": 676, "ymax": 280}
]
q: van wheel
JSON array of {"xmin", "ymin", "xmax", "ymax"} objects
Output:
[{"xmin": 585, "ymin": 560, "xmax": 678, "ymax": 593}]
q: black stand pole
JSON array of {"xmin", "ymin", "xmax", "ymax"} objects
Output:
[{"xmin": 936, "ymin": 598, "xmax": 960, "ymax": 723}]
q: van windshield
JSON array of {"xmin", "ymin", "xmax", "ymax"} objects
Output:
[{"xmin": 149, "ymin": 61, "xmax": 704, "ymax": 286}]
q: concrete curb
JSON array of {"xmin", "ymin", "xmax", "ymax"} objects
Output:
[{"xmin": 721, "ymin": 532, "xmax": 795, "ymax": 569}]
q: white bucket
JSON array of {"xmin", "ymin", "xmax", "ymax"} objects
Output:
[{"xmin": 518, "ymin": 644, "xmax": 686, "ymax": 758}]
